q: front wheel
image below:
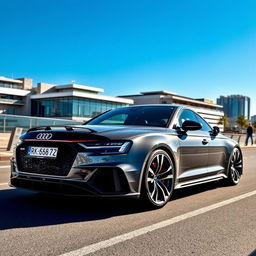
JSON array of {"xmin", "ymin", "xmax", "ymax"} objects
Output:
[
  {"xmin": 226, "ymin": 147, "xmax": 243, "ymax": 185},
  {"xmin": 141, "ymin": 149, "xmax": 175, "ymax": 208}
]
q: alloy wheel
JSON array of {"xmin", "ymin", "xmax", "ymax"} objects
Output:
[
  {"xmin": 145, "ymin": 150, "xmax": 174, "ymax": 207},
  {"xmin": 229, "ymin": 148, "xmax": 242, "ymax": 184}
]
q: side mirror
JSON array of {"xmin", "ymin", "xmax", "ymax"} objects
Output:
[
  {"xmin": 212, "ymin": 126, "xmax": 220, "ymax": 136},
  {"xmin": 182, "ymin": 120, "xmax": 202, "ymax": 132}
]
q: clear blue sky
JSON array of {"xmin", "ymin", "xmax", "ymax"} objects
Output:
[{"xmin": 1, "ymin": 0, "xmax": 256, "ymax": 114}]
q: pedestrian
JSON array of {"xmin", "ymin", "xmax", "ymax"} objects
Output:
[{"xmin": 245, "ymin": 122, "xmax": 253, "ymax": 146}]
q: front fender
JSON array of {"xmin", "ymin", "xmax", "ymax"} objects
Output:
[{"xmin": 126, "ymin": 134, "xmax": 179, "ymax": 193}]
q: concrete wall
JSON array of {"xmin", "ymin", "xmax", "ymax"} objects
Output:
[
  {"xmin": 127, "ymin": 95, "xmax": 162, "ymax": 105},
  {"xmin": 0, "ymin": 133, "xmax": 10, "ymax": 149},
  {"xmin": 17, "ymin": 78, "xmax": 33, "ymax": 90},
  {"xmin": 37, "ymin": 83, "xmax": 56, "ymax": 94}
]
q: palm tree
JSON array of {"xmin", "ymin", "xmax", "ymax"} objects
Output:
[
  {"xmin": 236, "ymin": 115, "xmax": 248, "ymax": 129},
  {"xmin": 219, "ymin": 115, "xmax": 229, "ymax": 131}
]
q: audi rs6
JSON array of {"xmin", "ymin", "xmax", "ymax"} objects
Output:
[{"xmin": 10, "ymin": 105, "xmax": 243, "ymax": 208}]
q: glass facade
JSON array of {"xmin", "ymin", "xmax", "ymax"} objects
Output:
[
  {"xmin": 0, "ymin": 82, "xmax": 22, "ymax": 89},
  {"xmin": 0, "ymin": 94, "xmax": 23, "ymax": 100},
  {"xmin": 0, "ymin": 94, "xmax": 24, "ymax": 105},
  {"xmin": 217, "ymin": 95, "xmax": 251, "ymax": 125},
  {"xmin": 0, "ymin": 105, "xmax": 21, "ymax": 115},
  {"xmin": 31, "ymin": 97, "xmax": 129, "ymax": 118}
]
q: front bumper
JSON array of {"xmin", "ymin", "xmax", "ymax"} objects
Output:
[{"xmin": 10, "ymin": 152, "xmax": 141, "ymax": 198}]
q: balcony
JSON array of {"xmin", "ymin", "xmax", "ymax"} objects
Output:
[{"xmin": 0, "ymin": 98, "xmax": 25, "ymax": 105}]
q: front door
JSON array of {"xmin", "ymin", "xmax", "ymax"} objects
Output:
[
  {"xmin": 176, "ymin": 109, "xmax": 210, "ymax": 182},
  {"xmin": 195, "ymin": 113, "xmax": 227, "ymax": 174}
]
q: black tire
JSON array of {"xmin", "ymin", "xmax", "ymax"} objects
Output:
[
  {"xmin": 141, "ymin": 149, "xmax": 175, "ymax": 208},
  {"xmin": 226, "ymin": 147, "xmax": 243, "ymax": 185}
]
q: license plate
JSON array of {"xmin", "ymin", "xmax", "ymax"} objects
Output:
[{"xmin": 27, "ymin": 146, "xmax": 58, "ymax": 158}]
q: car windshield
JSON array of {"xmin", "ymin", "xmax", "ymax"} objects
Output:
[{"xmin": 86, "ymin": 106, "xmax": 176, "ymax": 127}]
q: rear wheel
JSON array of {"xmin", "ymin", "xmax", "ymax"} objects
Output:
[
  {"xmin": 141, "ymin": 149, "xmax": 175, "ymax": 208},
  {"xmin": 226, "ymin": 147, "xmax": 243, "ymax": 185}
]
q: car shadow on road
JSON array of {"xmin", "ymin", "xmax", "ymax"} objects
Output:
[
  {"xmin": 0, "ymin": 181, "xmax": 225, "ymax": 231},
  {"xmin": 249, "ymin": 250, "xmax": 256, "ymax": 256},
  {"xmin": 172, "ymin": 180, "xmax": 226, "ymax": 201}
]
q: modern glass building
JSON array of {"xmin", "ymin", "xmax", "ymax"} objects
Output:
[
  {"xmin": 251, "ymin": 115, "xmax": 256, "ymax": 122},
  {"xmin": 31, "ymin": 83, "xmax": 133, "ymax": 121},
  {"xmin": 32, "ymin": 97, "xmax": 128, "ymax": 118},
  {"xmin": 217, "ymin": 95, "xmax": 251, "ymax": 126}
]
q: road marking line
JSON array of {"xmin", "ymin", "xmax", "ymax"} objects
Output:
[
  {"xmin": 60, "ymin": 190, "xmax": 256, "ymax": 256},
  {"xmin": 0, "ymin": 183, "xmax": 8, "ymax": 186},
  {"xmin": 0, "ymin": 166, "xmax": 10, "ymax": 169}
]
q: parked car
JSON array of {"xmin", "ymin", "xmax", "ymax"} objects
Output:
[{"xmin": 10, "ymin": 105, "xmax": 243, "ymax": 208}]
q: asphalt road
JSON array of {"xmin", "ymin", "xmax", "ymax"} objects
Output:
[{"xmin": 0, "ymin": 149, "xmax": 256, "ymax": 256}]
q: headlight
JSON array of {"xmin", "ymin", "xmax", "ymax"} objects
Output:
[
  {"xmin": 79, "ymin": 141, "xmax": 132, "ymax": 155},
  {"xmin": 12, "ymin": 138, "xmax": 23, "ymax": 158},
  {"xmin": 16, "ymin": 138, "xmax": 22, "ymax": 146}
]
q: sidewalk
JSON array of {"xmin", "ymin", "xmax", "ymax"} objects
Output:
[
  {"xmin": 0, "ymin": 151, "xmax": 12, "ymax": 161},
  {"xmin": 240, "ymin": 144, "xmax": 256, "ymax": 150}
]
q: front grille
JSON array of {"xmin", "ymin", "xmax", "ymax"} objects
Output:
[{"xmin": 16, "ymin": 142, "xmax": 77, "ymax": 176}]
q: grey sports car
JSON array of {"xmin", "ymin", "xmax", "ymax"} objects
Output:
[{"xmin": 10, "ymin": 105, "xmax": 243, "ymax": 208}]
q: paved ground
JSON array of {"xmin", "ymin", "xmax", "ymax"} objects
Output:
[{"xmin": 0, "ymin": 150, "xmax": 256, "ymax": 256}]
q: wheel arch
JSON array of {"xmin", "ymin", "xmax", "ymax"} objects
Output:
[{"xmin": 226, "ymin": 145, "xmax": 243, "ymax": 176}]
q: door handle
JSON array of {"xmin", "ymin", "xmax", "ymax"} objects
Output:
[{"xmin": 202, "ymin": 139, "xmax": 209, "ymax": 145}]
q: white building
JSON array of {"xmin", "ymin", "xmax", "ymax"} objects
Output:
[
  {"xmin": 120, "ymin": 91, "xmax": 224, "ymax": 131},
  {"xmin": 0, "ymin": 75, "xmax": 224, "ymax": 128},
  {"xmin": 0, "ymin": 76, "xmax": 32, "ymax": 115},
  {"xmin": 0, "ymin": 76, "xmax": 133, "ymax": 121},
  {"xmin": 30, "ymin": 82, "xmax": 133, "ymax": 121}
]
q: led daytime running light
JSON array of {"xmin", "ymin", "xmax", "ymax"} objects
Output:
[{"xmin": 79, "ymin": 141, "xmax": 132, "ymax": 154}]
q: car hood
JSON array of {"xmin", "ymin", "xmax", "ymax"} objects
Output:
[
  {"xmin": 84, "ymin": 125, "xmax": 168, "ymax": 139},
  {"xmin": 21, "ymin": 124, "xmax": 169, "ymax": 141}
]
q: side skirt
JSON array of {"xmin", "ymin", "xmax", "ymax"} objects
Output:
[{"xmin": 175, "ymin": 174, "xmax": 227, "ymax": 189}]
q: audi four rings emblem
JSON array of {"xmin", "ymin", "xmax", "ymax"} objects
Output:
[{"xmin": 36, "ymin": 133, "xmax": 53, "ymax": 140}]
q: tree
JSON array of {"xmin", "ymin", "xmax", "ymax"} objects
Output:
[
  {"xmin": 219, "ymin": 115, "xmax": 229, "ymax": 131},
  {"xmin": 252, "ymin": 121, "xmax": 256, "ymax": 129},
  {"xmin": 236, "ymin": 115, "xmax": 248, "ymax": 129}
]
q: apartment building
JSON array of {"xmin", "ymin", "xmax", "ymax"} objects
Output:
[{"xmin": 0, "ymin": 76, "xmax": 32, "ymax": 115}]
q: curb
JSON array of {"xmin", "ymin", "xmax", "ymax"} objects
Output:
[
  {"xmin": 240, "ymin": 147, "xmax": 256, "ymax": 150},
  {"xmin": 0, "ymin": 157, "xmax": 12, "ymax": 161},
  {"xmin": 0, "ymin": 152, "xmax": 12, "ymax": 161}
]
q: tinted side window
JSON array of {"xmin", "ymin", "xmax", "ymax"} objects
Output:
[
  {"xmin": 178, "ymin": 110, "xmax": 198, "ymax": 127},
  {"xmin": 88, "ymin": 106, "xmax": 175, "ymax": 127},
  {"xmin": 195, "ymin": 113, "xmax": 212, "ymax": 132}
]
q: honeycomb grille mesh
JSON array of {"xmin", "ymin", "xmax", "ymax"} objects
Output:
[{"xmin": 16, "ymin": 142, "xmax": 77, "ymax": 176}]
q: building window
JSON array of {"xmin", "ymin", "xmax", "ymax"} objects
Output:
[
  {"xmin": 31, "ymin": 97, "xmax": 128, "ymax": 118},
  {"xmin": 0, "ymin": 82, "xmax": 22, "ymax": 89}
]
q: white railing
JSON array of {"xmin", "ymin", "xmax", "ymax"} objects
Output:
[{"xmin": 0, "ymin": 114, "xmax": 82, "ymax": 133}]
